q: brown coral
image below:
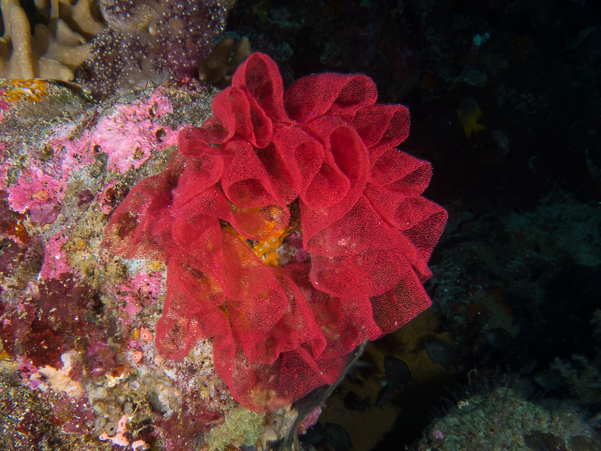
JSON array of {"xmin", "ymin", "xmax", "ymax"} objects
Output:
[
  {"xmin": 0, "ymin": 0, "xmax": 105, "ymax": 80},
  {"xmin": 199, "ymin": 35, "xmax": 252, "ymax": 88}
]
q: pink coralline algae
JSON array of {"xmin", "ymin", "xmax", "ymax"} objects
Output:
[
  {"xmin": 116, "ymin": 271, "xmax": 164, "ymax": 319},
  {"xmin": 120, "ymin": 295, "xmax": 143, "ymax": 318},
  {"xmin": 39, "ymin": 234, "xmax": 71, "ymax": 280},
  {"xmin": 89, "ymin": 93, "xmax": 177, "ymax": 173},
  {"xmin": 0, "ymin": 89, "xmax": 176, "ymax": 229},
  {"xmin": 104, "ymin": 53, "xmax": 447, "ymax": 413},
  {"xmin": 132, "ymin": 272, "xmax": 163, "ymax": 300},
  {"xmin": 0, "ymin": 90, "xmax": 10, "ymax": 119},
  {"xmin": 7, "ymin": 167, "xmax": 64, "ymax": 225},
  {"xmin": 47, "ymin": 90, "xmax": 176, "ymax": 176}
]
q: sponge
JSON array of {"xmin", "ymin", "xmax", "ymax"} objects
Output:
[{"xmin": 205, "ymin": 405, "xmax": 265, "ymax": 450}]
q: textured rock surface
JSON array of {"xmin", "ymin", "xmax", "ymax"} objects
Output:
[
  {"xmin": 0, "ymin": 77, "xmax": 240, "ymax": 450},
  {"xmin": 75, "ymin": 0, "xmax": 236, "ymax": 98}
]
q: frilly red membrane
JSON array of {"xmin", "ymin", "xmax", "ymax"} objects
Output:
[{"xmin": 102, "ymin": 52, "xmax": 447, "ymax": 413}]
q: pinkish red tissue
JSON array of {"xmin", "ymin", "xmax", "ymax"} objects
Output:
[
  {"xmin": 103, "ymin": 53, "xmax": 447, "ymax": 413},
  {"xmin": 39, "ymin": 234, "xmax": 71, "ymax": 280}
]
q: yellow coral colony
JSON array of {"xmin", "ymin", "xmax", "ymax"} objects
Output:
[{"xmin": 0, "ymin": 0, "xmax": 105, "ymax": 80}]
